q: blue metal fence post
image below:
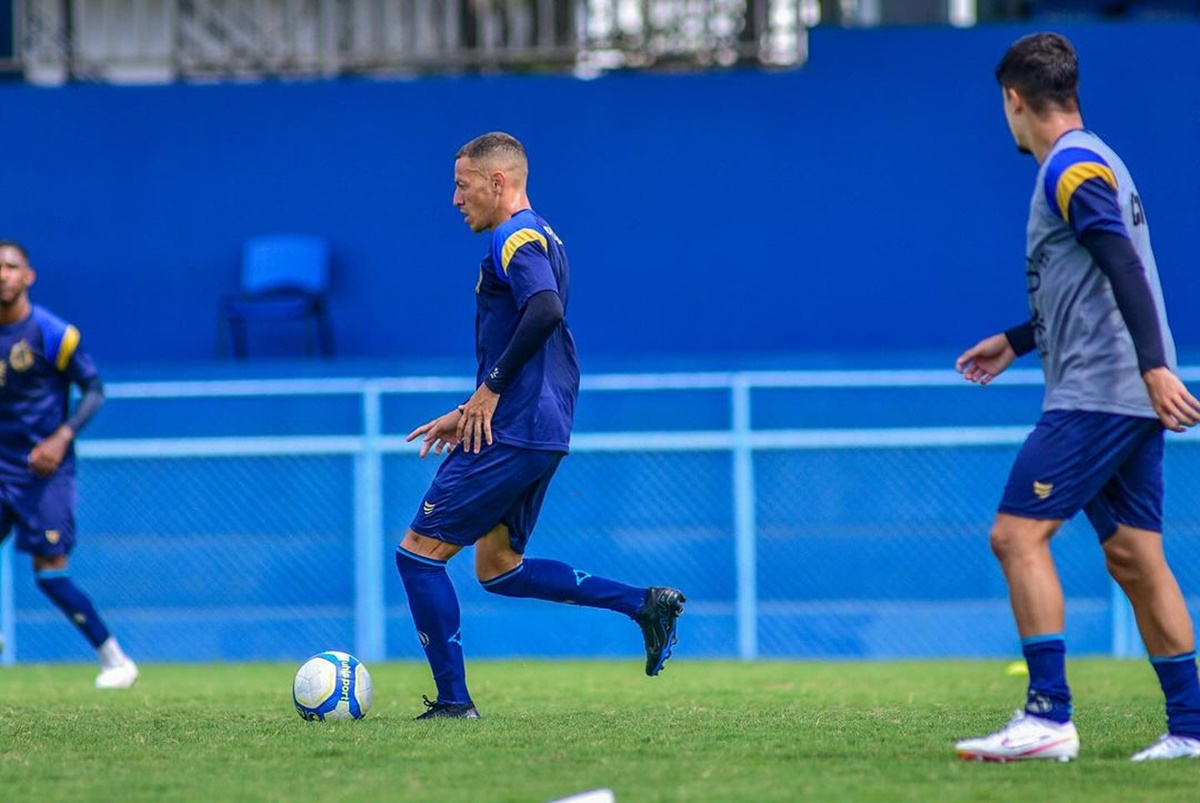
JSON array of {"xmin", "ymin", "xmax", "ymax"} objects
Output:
[
  {"xmin": 354, "ymin": 382, "xmax": 386, "ymax": 662},
  {"xmin": 1, "ymin": 538, "xmax": 13, "ymax": 666},
  {"xmin": 1111, "ymin": 580, "xmax": 1144, "ymax": 659},
  {"xmin": 732, "ymin": 375, "xmax": 758, "ymax": 660}
]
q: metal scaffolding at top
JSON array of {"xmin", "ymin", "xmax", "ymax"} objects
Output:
[{"xmin": 12, "ymin": 0, "xmax": 826, "ymax": 84}]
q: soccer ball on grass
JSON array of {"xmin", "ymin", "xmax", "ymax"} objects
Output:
[{"xmin": 293, "ymin": 650, "xmax": 373, "ymax": 721}]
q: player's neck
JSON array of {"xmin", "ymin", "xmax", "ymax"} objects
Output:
[
  {"xmin": 0, "ymin": 296, "xmax": 31, "ymax": 326},
  {"xmin": 493, "ymin": 193, "xmax": 532, "ymax": 228},
  {"xmin": 1031, "ymin": 114, "xmax": 1085, "ymax": 164}
]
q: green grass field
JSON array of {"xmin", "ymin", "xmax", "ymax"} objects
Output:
[{"xmin": 0, "ymin": 658, "xmax": 1195, "ymax": 802}]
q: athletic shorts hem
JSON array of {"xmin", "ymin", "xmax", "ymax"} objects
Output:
[
  {"xmin": 407, "ymin": 524, "xmax": 479, "ymax": 548},
  {"xmin": 10, "ymin": 540, "xmax": 72, "ymax": 558},
  {"xmin": 996, "ymin": 504, "xmax": 1071, "ymax": 522},
  {"xmin": 1106, "ymin": 515, "xmax": 1163, "ymax": 534},
  {"xmin": 493, "ymin": 435, "xmax": 570, "ymax": 453}
]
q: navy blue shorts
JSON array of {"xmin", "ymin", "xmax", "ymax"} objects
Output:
[
  {"xmin": 409, "ymin": 443, "xmax": 564, "ymax": 552},
  {"xmin": 0, "ymin": 471, "xmax": 77, "ymax": 557},
  {"xmin": 999, "ymin": 409, "xmax": 1164, "ymax": 540}
]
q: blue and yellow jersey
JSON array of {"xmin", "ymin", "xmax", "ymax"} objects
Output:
[
  {"xmin": 0, "ymin": 305, "xmax": 99, "ymax": 481},
  {"xmin": 475, "ymin": 209, "xmax": 579, "ymax": 452}
]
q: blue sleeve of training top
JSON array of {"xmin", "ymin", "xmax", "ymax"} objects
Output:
[
  {"xmin": 1079, "ymin": 229, "xmax": 1166, "ymax": 374},
  {"xmin": 484, "ymin": 290, "xmax": 564, "ymax": 393}
]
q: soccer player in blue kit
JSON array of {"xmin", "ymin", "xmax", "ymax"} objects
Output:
[
  {"xmin": 0, "ymin": 241, "xmax": 138, "ymax": 688},
  {"xmin": 954, "ymin": 33, "xmax": 1200, "ymax": 762},
  {"xmin": 396, "ymin": 132, "xmax": 686, "ymax": 719}
]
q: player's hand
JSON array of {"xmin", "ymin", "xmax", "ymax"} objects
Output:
[
  {"xmin": 1142, "ymin": 367, "xmax": 1200, "ymax": 433},
  {"xmin": 955, "ymin": 333, "xmax": 1017, "ymax": 386},
  {"xmin": 456, "ymin": 384, "xmax": 500, "ymax": 454},
  {"xmin": 28, "ymin": 428, "xmax": 71, "ymax": 478},
  {"xmin": 406, "ymin": 409, "xmax": 463, "ymax": 458}
]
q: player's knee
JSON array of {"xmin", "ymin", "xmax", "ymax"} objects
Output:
[
  {"xmin": 474, "ymin": 526, "xmax": 520, "ymax": 583},
  {"xmin": 1103, "ymin": 528, "xmax": 1167, "ymax": 587},
  {"xmin": 33, "ymin": 554, "xmax": 67, "ymax": 572},
  {"xmin": 1105, "ymin": 554, "xmax": 1136, "ymax": 586},
  {"xmin": 476, "ymin": 553, "xmax": 521, "ymax": 585},
  {"xmin": 988, "ymin": 522, "xmax": 1034, "ymax": 564},
  {"xmin": 399, "ymin": 530, "xmax": 459, "ymax": 562},
  {"xmin": 988, "ymin": 524, "xmax": 1015, "ymax": 561},
  {"xmin": 474, "ymin": 545, "xmax": 521, "ymax": 584},
  {"xmin": 989, "ymin": 516, "xmax": 1056, "ymax": 564},
  {"xmin": 1103, "ymin": 541, "xmax": 1145, "ymax": 585}
]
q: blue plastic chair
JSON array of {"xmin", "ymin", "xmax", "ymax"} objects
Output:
[{"xmin": 220, "ymin": 235, "xmax": 334, "ymax": 359}]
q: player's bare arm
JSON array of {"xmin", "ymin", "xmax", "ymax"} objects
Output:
[
  {"xmin": 956, "ymin": 333, "xmax": 1017, "ymax": 386},
  {"xmin": 456, "ymin": 384, "xmax": 500, "ymax": 454},
  {"xmin": 28, "ymin": 425, "xmax": 73, "ymax": 477},
  {"xmin": 407, "ymin": 409, "xmax": 464, "ymax": 458},
  {"xmin": 1142, "ymin": 368, "xmax": 1200, "ymax": 433}
]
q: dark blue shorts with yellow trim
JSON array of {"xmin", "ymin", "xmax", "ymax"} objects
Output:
[
  {"xmin": 410, "ymin": 442, "xmax": 564, "ymax": 552},
  {"xmin": 0, "ymin": 470, "xmax": 77, "ymax": 557},
  {"xmin": 999, "ymin": 409, "xmax": 1164, "ymax": 540}
]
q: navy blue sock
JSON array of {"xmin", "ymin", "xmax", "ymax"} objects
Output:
[
  {"xmin": 1151, "ymin": 652, "xmax": 1200, "ymax": 739},
  {"xmin": 1022, "ymin": 633, "xmax": 1072, "ymax": 723},
  {"xmin": 395, "ymin": 547, "xmax": 471, "ymax": 705},
  {"xmin": 35, "ymin": 570, "xmax": 111, "ymax": 648},
  {"xmin": 481, "ymin": 558, "xmax": 644, "ymax": 617}
]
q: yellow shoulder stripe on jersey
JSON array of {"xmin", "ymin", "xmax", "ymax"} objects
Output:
[
  {"xmin": 500, "ymin": 228, "xmax": 548, "ymax": 275},
  {"xmin": 56, "ymin": 325, "xmax": 80, "ymax": 371},
  {"xmin": 1055, "ymin": 162, "xmax": 1117, "ymax": 222}
]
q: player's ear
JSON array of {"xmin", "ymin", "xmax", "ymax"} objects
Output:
[
  {"xmin": 490, "ymin": 171, "xmax": 504, "ymax": 193},
  {"xmin": 25, "ymin": 267, "xmax": 36, "ymax": 288},
  {"xmin": 1003, "ymin": 86, "xmax": 1023, "ymax": 112}
]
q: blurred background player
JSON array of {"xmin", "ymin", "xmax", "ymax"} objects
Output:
[
  {"xmin": 0, "ymin": 240, "xmax": 138, "ymax": 689},
  {"xmin": 954, "ymin": 33, "xmax": 1200, "ymax": 762},
  {"xmin": 395, "ymin": 132, "xmax": 685, "ymax": 719}
]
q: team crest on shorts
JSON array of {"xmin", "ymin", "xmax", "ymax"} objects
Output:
[
  {"xmin": 1033, "ymin": 481, "xmax": 1054, "ymax": 500},
  {"xmin": 45, "ymin": 529, "xmax": 61, "ymax": 544}
]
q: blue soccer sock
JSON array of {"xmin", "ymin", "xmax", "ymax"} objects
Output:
[
  {"xmin": 35, "ymin": 570, "xmax": 111, "ymax": 649},
  {"xmin": 395, "ymin": 547, "xmax": 472, "ymax": 705},
  {"xmin": 481, "ymin": 558, "xmax": 644, "ymax": 617},
  {"xmin": 1022, "ymin": 633, "xmax": 1073, "ymax": 723},
  {"xmin": 1150, "ymin": 652, "xmax": 1200, "ymax": 739}
]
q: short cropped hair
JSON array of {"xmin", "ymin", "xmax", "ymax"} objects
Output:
[
  {"xmin": 0, "ymin": 240, "xmax": 30, "ymax": 264},
  {"xmin": 995, "ymin": 32, "xmax": 1080, "ymax": 115},
  {"xmin": 456, "ymin": 132, "xmax": 527, "ymax": 168}
]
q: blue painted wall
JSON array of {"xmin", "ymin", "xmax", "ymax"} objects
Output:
[{"xmin": 0, "ymin": 21, "xmax": 1197, "ymax": 366}]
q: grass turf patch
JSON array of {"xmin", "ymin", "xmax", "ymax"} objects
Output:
[{"xmin": 0, "ymin": 658, "xmax": 1193, "ymax": 802}]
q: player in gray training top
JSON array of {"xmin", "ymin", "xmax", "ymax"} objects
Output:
[
  {"xmin": 1027, "ymin": 126, "xmax": 1176, "ymax": 415},
  {"xmin": 954, "ymin": 32, "xmax": 1200, "ymax": 763}
]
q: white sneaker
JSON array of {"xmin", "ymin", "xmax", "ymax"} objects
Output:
[
  {"xmin": 95, "ymin": 659, "xmax": 139, "ymax": 689},
  {"xmin": 956, "ymin": 711, "xmax": 1079, "ymax": 763},
  {"xmin": 1130, "ymin": 734, "xmax": 1200, "ymax": 762}
]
